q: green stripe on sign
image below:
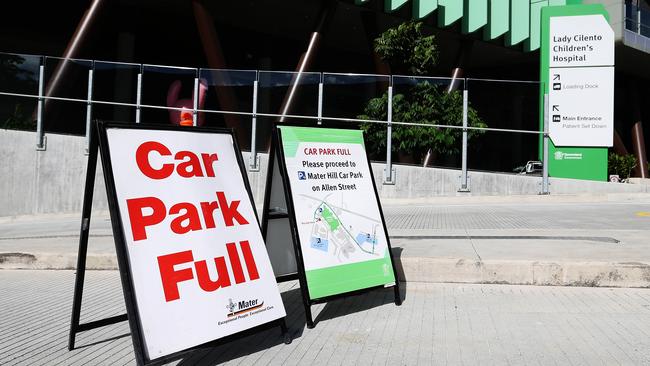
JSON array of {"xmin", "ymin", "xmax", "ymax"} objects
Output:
[
  {"xmin": 278, "ymin": 126, "xmax": 365, "ymax": 158},
  {"xmin": 305, "ymin": 254, "xmax": 396, "ymax": 300}
]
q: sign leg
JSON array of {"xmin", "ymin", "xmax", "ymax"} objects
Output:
[
  {"xmin": 393, "ymin": 283, "xmax": 402, "ymax": 306},
  {"xmin": 304, "ymin": 303, "xmax": 315, "ymax": 329},
  {"xmin": 68, "ymin": 127, "xmax": 99, "ymax": 351},
  {"xmin": 279, "ymin": 319, "xmax": 292, "ymax": 344}
]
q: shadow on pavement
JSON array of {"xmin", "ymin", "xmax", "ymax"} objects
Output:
[
  {"xmin": 176, "ymin": 287, "xmax": 306, "ymax": 365},
  {"xmin": 313, "ymin": 282, "xmax": 406, "ymax": 328},
  {"xmin": 72, "ymin": 332, "xmax": 131, "ymax": 350},
  {"xmin": 311, "ymin": 246, "xmax": 406, "ymax": 326}
]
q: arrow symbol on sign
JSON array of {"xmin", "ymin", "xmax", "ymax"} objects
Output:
[
  {"xmin": 552, "ymin": 105, "xmax": 559, "ymax": 112},
  {"xmin": 553, "ymin": 74, "xmax": 560, "ymax": 81}
]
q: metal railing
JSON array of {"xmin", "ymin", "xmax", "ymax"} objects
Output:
[{"xmin": 0, "ymin": 52, "xmax": 550, "ymax": 194}]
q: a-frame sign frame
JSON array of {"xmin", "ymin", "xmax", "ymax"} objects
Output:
[
  {"xmin": 69, "ymin": 121, "xmax": 290, "ymax": 366},
  {"xmin": 261, "ymin": 124, "xmax": 401, "ymax": 329}
]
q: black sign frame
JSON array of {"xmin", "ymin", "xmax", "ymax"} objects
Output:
[{"xmin": 68, "ymin": 121, "xmax": 290, "ymax": 366}]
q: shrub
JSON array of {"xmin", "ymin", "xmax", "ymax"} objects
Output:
[{"xmin": 608, "ymin": 153, "xmax": 637, "ymax": 180}]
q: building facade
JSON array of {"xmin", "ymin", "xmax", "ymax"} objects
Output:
[{"xmin": 0, "ymin": 0, "xmax": 648, "ymax": 176}]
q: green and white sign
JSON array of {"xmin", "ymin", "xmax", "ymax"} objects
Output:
[
  {"xmin": 277, "ymin": 126, "xmax": 396, "ymax": 300},
  {"xmin": 540, "ymin": 4, "xmax": 614, "ymax": 181}
]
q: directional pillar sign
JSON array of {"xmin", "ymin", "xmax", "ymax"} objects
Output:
[
  {"xmin": 540, "ymin": 4, "xmax": 614, "ymax": 181},
  {"xmin": 548, "ymin": 14, "xmax": 614, "ymax": 147}
]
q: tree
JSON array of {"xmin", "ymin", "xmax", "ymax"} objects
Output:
[
  {"xmin": 0, "ymin": 54, "xmax": 37, "ymax": 130},
  {"xmin": 359, "ymin": 21, "xmax": 486, "ymax": 162}
]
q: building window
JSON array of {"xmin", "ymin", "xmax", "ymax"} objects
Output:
[{"xmin": 626, "ymin": 0, "xmax": 650, "ymax": 37}]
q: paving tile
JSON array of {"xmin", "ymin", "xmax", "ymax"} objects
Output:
[{"xmin": 2, "ymin": 270, "xmax": 650, "ymax": 365}]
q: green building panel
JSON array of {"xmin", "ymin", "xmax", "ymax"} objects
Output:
[
  {"xmin": 384, "ymin": 0, "xmax": 409, "ymax": 12},
  {"xmin": 356, "ymin": 0, "xmax": 584, "ymax": 51},
  {"xmin": 463, "ymin": 0, "xmax": 488, "ymax": 34},
  {"xmin": 413, "ymin": 0, "xmax": 438, "ymax": 19},
  {"xmin": 525, "ymin": 0, "xmax": 567, "ymax": 52},
  {"xmin": 505, "ymin": 0, "xmax": 530, "ymax": 46},
  {"xmin": 484, "ymin": 0, "xmax": 509, "ymax": 40},
  {"xmin": 525, "ymin": 1, "xmax": 548, "ymax": 51},
  {"xmin": 438, "ymin": 0, "xmax": 463, "ymax": 27}
]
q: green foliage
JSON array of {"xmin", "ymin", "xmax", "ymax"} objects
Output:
[
  {"xmin": 2, "ymin": 103, "xmax": 35, "ymax": 130},
  {"xmin": 359, "ymin": 82, "xmax": 486, "ymax": 158},
  {"xmin": 360, "ymin": 21, "xmax": 486, "ymax": 160},
  {"xmin": 607, "ymin": 153, "xmax": 636, "ymax": 180},
  {"xmin": 374, "ymin": 21, "xmax": 438, "ymax": 76},
  {"xmin": 0, "ymin": 54, "xmax": 37, "ymax": 131}
]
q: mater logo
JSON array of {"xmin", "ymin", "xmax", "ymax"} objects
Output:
[
  {"xmin": 226, "ymin": 298, "xmax": 237, "ymax": 313},
  {"xmin": 226, "ymin": 297, "xmax": 264, "ymax": 317}
]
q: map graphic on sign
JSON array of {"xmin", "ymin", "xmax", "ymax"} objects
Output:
[{"xmin": 300, "ymin": 192, "xmax": 383, "ymax": 262}]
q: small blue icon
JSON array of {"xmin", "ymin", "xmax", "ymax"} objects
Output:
[{"xmin": 298, "ymin": 171, "xmax": 306, "ymax": 180}]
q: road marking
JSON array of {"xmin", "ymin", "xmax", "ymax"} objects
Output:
[{"xmin": 636, "ymin": 212, "xmax": 650, "ymax": 217}]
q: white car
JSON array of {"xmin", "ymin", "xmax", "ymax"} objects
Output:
[{"xmin": 514, "ymin": 161, "xmax": 543, "ymax": 176}]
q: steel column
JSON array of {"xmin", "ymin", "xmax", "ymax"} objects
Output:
[
  {"xmin": 192, "ymin": 77, "xmax": 199, "ymax": 127},
  {"xmin": 542, "ymin": 94, "xmax": 550, "ymax": 194},
  {"xmin": 250, "ymin": 79, "xmax": 260, "ymax": 171},
  {"xmin": 384, "ymin": 85, "xmax": 395, "ymax": 185},
  {"xmin": 135, "ymin": 71, "xmax": 142, "ymax": 123},
  {"xmin": 85, "ymin": 68, "xmax": 94, "ymax": 153},
  {"xmin": 459, "ymin": 88, "xmax": 470, "ymax": 192},
  {"xmin": 317, "ymin": 78, "xmax": 323, "ymax": 126},
  {"xmin": 36, "ymin": 64, "xmax": 46, "ymax": 150}
]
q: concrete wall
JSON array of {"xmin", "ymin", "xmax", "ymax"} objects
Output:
[
  {"xmin": 373, "ymin": 162, "xmax": 650, "ymax": 198},
  {"xmin": 0, "ymin": 129, "xmax": 108, "ymax": 217},
  {"xmin": 1, "ymin": 129, "xmax": 648, "ymax": 217}
]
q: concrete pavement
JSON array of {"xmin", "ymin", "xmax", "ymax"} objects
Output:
[
  {"xmin": 1, "ymin": 195, "xmax": 649, "ymax": 287},
  {"xmin": 1, "ymin": 270, "xmax": 650, "ymax": 365},
  {"xmin": 384, "ymin": 197, "xmax": 650, "ymax": 287}
]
